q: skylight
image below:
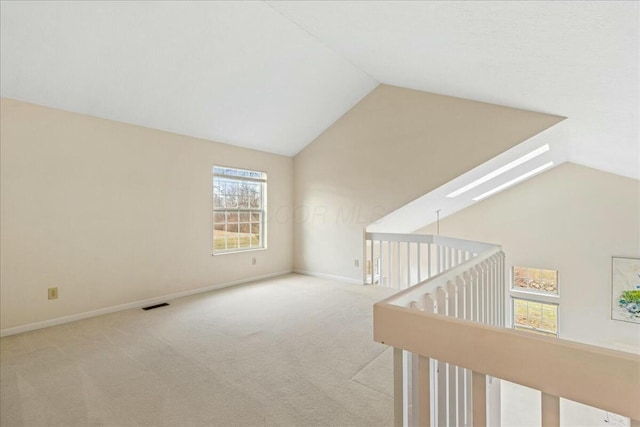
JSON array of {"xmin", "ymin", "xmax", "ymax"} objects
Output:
[
  {"xmin": 446, "ymin": 144, "xmax": 550, "ymax": 198},
  {"xmin": 472, "ymin": 161, "xmax": 554, "ymax": 201}
]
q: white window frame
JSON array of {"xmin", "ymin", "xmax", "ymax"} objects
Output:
[
  {"xmin": 510, "ymin": 266, "xmax": 560, "ymax": 337},
  {"xmin": 213, "ymin": 166, "xmax": 267, "ymax": 254}
]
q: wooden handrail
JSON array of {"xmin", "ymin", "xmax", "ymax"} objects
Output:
[{"xmin": 374, "ymin": 302, "xmax": 640, "ymax": 421}]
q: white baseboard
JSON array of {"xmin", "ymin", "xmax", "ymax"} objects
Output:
[
  {"xmin": 0, "ymin": 270, "xmax": 292, "ymax": 337},
  {"xmin": 294, "ymin": 269, "xmax": 364, "ymax": 285}
]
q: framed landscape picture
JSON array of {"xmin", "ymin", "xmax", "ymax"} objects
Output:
[{"xmin": 611, "ymin": 257, "xmax": 640, "ymax": 324}]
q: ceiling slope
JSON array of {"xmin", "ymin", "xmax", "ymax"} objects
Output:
[
  {"xmin": 271, "ymin": 1, "xmax": 640, "ymax": 179},
  {"xmin": 368, "ymin": 120, "xmax": 570, "ymax": 233},
  {"xmin": 2, "ymin": 1, "xmax": 637, "ymax": 178},
  {"xmin": 0, "ymin": 1, "xmax": 377, "ymax": 156}
]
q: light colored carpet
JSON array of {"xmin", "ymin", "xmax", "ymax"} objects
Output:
[{"xmin": 0, "ymin": 274, "xmax": 397, "ymax": 426}]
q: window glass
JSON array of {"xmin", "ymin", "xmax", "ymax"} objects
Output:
[
  {"xmin": 513, "ymin": 266, "xmax": 558, "ymax": 294},
  {"xmin": 513, "ymin": 298, "xmax": 558, "ymax": 336},
  {"xmin": 511, "ymin": 266, "xmax": 560, "ymax": 337},
  {"xmin": 213, "ymin": 166, "xmax": 266, "ymax": 253}
]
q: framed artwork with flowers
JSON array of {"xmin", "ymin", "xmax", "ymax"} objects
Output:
[{"xmin": 611, "ymin": 256, "xmax": 640, "ymax": 324}]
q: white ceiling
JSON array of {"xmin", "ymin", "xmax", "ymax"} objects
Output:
[
  {"xmin": 270, "ymin": 1, "xmax": 639, "ymax": 179},
  {"xmin": 0, "ymin": 1, "xmax": 376, "ymax": 156},
  {"xmin": 2, "ymin": 1, "xmax": 639, "ymax": 179}
]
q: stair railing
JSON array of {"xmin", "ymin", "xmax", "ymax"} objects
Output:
[
  {"xmin": 364, "ymin": 232, "xmax": 497, "ymax": 289},
  {"xmin": 369, "ymin": 233, "xmax": 640, "ymax": 427}
]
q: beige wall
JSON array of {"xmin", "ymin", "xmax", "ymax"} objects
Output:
[
  {"xmin": 0, "ymin": 98, "xmax": 293, "ymax": 331},
  {"xmin": 420, "ymin": 163, "xmax": 640, "ymax": 352},
  {"xmin": 293, "ymin": 84, "xmax": 563, "ymax": 281}
]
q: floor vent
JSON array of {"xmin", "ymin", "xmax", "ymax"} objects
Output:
[{"xmin": 142, "ymin": 303, "xmax": 169, "ymax": 311}]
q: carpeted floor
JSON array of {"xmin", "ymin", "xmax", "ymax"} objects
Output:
[{"xmin": 0, "ymin": 274, "xmax": 397, "ymax": 426}]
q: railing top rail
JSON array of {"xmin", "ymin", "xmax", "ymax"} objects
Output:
[
  {"xmin": 366, "ymin": 232, "xmax": 435, "ymax": 244},
  {"xmin": 374, "ymin": 303, "xmax": 640, "ymax": 421},
  {"xmin": 365, "ymin": 232, "xmax": 498, "ymax": 253},
  {"xmin": 431, "ymin": 234, "xmax": 498, "ymax": 254},
  {"xmin": 378, "ymin": 246, "xmax": 503, "ymax": 307}
]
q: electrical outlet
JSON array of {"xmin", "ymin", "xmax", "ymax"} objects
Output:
[
  {"xmin": 252, "ymin": 257, "xmax": 257, "ymax": 265},
  {"xmin": 354, "ymin": 259, "xmax": 359, "ymax": 268},
  {"xmin": 48, "ymin": 287, "xmax": 58, "ymax": 300}
]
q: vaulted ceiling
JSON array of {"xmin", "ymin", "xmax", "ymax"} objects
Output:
[{"xmin": 1, "ymin": 1, "xmax": 638, "ymax": 179}]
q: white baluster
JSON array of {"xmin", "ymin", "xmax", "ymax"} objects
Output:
[
  {"xmin": 381, "ymin": 241, "xmax": 387, "ymax": 287},
  {"xmin": 488, "ymin": 257, "xmax": 495, "ymax": 325},
  {"xmin": 419, "ymin": 355, "xmax": 431, "ymax": 427},
  {"xmin": 455, "ymin": 276, "xmax": 467, "ymax": 427},
  {"xmin": 424, "ymin": 294, "xmax": 437, "ymax": 313},
  {"xmin": 409, "ymin": 300, "xmax": 423, "ymax": 311},
  {"xmin": 496, "ymin": 254, "xmax": 502, "ymax": 326},
  {"xmin": 464, "ymin": 271, "xmax": 473, "ymax": 321},
  {"xmin": 377, "ymin": 240, "xmax": 382, "ymax": 286},
  {"xmin": 388, "ymin": 241, "xmax": 392, "ymax": 289},
  {"xmin": 397, "ymin": 241, "xmax": 401, "ymax": 289},
  {"xmin": 407, "ymin": 242, "xmax": 411, "ymax": 288},
  {"xmin": 417, "ymin": 243, "xmax": 422, "ymax": 283},
  {"xmin": 472, "ymin": 372, "xmax": 487, "ymax": 427},
  {"xmin": 485, "ymin": 260, "xmax": 491, "ymax": 324},
  {"xmin": 436, "ymin": 286, "xmax": 448, "ymax": 426},
  {"xmin": 427, "ymin": 243, "xmax": 432, "ymax": 279},
  {"xmin": 447, "ymin": 280, "xmax": 457, "ymax": 317},
  {"xmin": 447, "ymin": 280, "xmax": 458, "ymax": 426},
  {"xmin": 436, "ymin": 287, "xmax": 447, "ymax": 315},
  {"xmin": 424, "ymin": 293, "xmax": 437, "ymax": 427},
  {"xmin": 541, "ymin": 392, "xmax": 560, "ymax": 427},
  {"xmin": 403, "ymin": 350, "xmax": 411, "ymax": 427},
  {"xmin": 463, "ymin": 272, "xmax": 473, "ymax": 426},
  {"xmin": 393, "ymin": 347, "xmax": 404, "ymax": 427},
  {"xmin": 472, "ymin": 266, "xmax": 482, "ymax": 322},
  {"xmin": 501, "ymin": 252, "xmax": 506, "ymax": 326},
  {"xmin": 410, "ymin": 352, "xmax": 420, "ymax": 427},
  {"xmin": 370, "ymin": 239, "xmax": 374, "ymax": 285},
  {"xmin": 444, "ymin": 247, "xmax": 449, "ymax": 271},
  {"xmin": 479, "ymin": 262, "xmax": 487, "ymax": 324},
  {"xmin": 496, "ymin": 256, "xmax": 500, "ymax": 325}
]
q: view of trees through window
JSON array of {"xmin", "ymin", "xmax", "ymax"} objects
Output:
[
  {"xmin": 513, "ymin": 298, "xmax": 558, "ymax": 336},
  {"xmin": 513, "ymin": 266, "xmax": 558, "ymax": 293},
  {"xmin": 213, "ymin": 167, "xmax": 266, "ymax": 252},
  {"xmin": 512, "ymin": 266, "xmax": 559, "ymax": 337}
]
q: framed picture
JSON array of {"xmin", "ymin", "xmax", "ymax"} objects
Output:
[{"xmin": 611, "ymin": 257, "xmax": 640, "ymax": 324}]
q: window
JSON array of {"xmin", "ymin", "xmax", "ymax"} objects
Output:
[
  {"xmin": 513, "ymin": 266, "xmax": 558, "ymax": 294},
  {"xmin": 213, "ymin": 166, "xmax": 266, "ymax": 253},
  {"xmin": 513, "ymin": 298, "xmax": 558, "ymax": 336},
  {"xmin": 511, "ymin": 266, "xmax": 559, "ymax": 337}
]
